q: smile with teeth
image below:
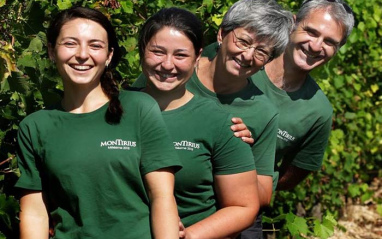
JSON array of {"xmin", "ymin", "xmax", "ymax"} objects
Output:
[
  {"xmin": 233, "ymin": 57, "xmax": 251, "ymax": 68},
  {"xmin": 71, "ymin": 65, "xmax": 93, "ymax": 71},
  {"xmin": 157, "ymin": 71, "xmax": 177, "ymax": 78},
  {"xmin": 302, "ymin": 49, "xmax": 321, "ymax": 59}
]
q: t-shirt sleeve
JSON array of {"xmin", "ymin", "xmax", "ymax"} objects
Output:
[
  {"xmin": 139, "ymin": 101, "xmax": 182, "ymax": 175},
  {"xmin": 131, "ymin": 73, "xmax": 148, "ymax": 88},
  {"xmin": 290, "ymin": 114, "xmax": 332, "ymax": 171},
  {"xmin": 252, "ymin": 112, "xmax": 279, "ymax": 176},
  {"xmin": 212, "ymin": 114, "xmax": 256, "ymax": 175},
  {"xmin": 15, "ymin": 120, "xmax": 43, "ymax": 190}
]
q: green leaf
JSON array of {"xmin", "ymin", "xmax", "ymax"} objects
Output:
[
  {"xmin": 358, "ymin": 22, "xmax": 365, "ymax": 31},
  {"xmin": 344, "ymin": 112, "xmax": 357, "ymax": 119},
  {"xmin": 121, "ymin": 1, "xmax": 133, "ymax": 13},
  {"xmin": 121, "ymin": 37, "xmax": 137, "ymax": 52},
  {"xmin": 17, "ymin": 53, "xmax": 36, "ymax": 68},
  {"xmin": 28, "ymin": 37, "xmax": 43, "ymax": 53},
  {"xmin": 314, "ymin": 214, "xmax": 337, "ymax": 239},
  {"xmin": 211, "ymin": 14, "xmax": 223, "ymax": 26},
  {"xmin": 377, "ymin": 204, "xmax": 382, "ymax": 216},
  {"xmin": 57, "ymin": 0, "xmax": 72, "ymax": 10},
  {"xmin": 203, "ymin": 0, "xmax": 213, "ymax": 12},
  {"xmin": 262, "ymin": 214, "xmax": 286, "ymax": 223},
  {"xmin": 286, "ymin": 213, "xmax": 308, "ymax": 236},
  {"xmin": 0, "ymin": 194, "xmax": 20, "ymax": 229},
  {"xmin": 314, "ymin": 219, "xmax": 333, "ymax": 239}
]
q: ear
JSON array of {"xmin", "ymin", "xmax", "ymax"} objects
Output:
[
  {"xmin": 106, "ymin": 47, "xmax": 114, "ymax": 66},
  {"xmin": 47, "ymin": 43, "xmax": 56, "ymax": 62},
  {"xmin": 194, "ymin": 48, "xmax": 203, "ymax": 68},
  {"xmin": 217, "ymin": 28, "xmax": 224, "ymax": 44}
]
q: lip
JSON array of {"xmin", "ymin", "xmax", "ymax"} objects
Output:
[
  {"xmin": 233, "ymin": 57, "xmax": 251, "ymax": 68},
  {"xmin": 69, "ymin": 64, "xmax": 94, "ymax": 71},
  {"xmin": 155, "ymin": 71, "xmax": 178, "ymax": 81},
  {"xmin": 301, "ymin": 48, "xmax": 323, "ymax": 60}
]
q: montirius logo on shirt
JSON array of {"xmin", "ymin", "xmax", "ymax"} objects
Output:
[
  {"xmin": 277, "ymin": 129, "xmax": 295, "ymax": 142},
  {"xmin": 173, "ymin": 140, "xmax": 200, "ymax": 151},
  {"xmin": 100, "ymin": 139, "xmax": 137, "ymax": 150}
]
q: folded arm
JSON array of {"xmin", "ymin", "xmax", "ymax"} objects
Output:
[{"xmin": 184, "ymin": 170, "xmax": 259, "ymax": 239}]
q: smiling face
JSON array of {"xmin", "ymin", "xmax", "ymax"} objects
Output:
[
  {"xmin": 49, "ymin": 18, "xmax": 113, "ymax": 88},
  {"xmin": 286, "ymin": 9, "xmax": 344, "ymax": 72},
  {"xmin": 142, "ymin": 26, "xmax": 200, "ymax": 92},
  {"xmin": 217, "ymin": 27, "xmax": 272, "ymax": 79}
]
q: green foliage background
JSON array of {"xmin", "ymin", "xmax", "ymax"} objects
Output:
[{"xmin": 0, "ymin": 0, "xmax": 381, "ymax": 238}]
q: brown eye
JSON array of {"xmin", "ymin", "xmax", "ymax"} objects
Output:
[{"xmin": 62, "ymin": 42, "xmax": 77, "ymax": 48}]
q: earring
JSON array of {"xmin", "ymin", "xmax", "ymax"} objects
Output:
[{"xmin": 216, "ymin": 42, "xmax": 222, "ymax": 52}]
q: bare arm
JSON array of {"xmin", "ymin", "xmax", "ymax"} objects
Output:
[
  {"xmin": 184, "ymin": 170, "xmax": 259, "ymax": 239},
  {"xmin": 231, "ymin": 117, "xmax": 255, "ymax": 145},
  {"xmin": 257, "ymin": 175, "xmax": 273, "ymax": 206},
  {"xmin": 19, "ymin": 190, "xmax": 49, "ymax": 239},
  {"xmin": 144, "ymin": 168, "xmax": 179, "ymax": 239},
  {"xmin": 277, "ymin": 164, "xmax": 311, "ymax": 191}
]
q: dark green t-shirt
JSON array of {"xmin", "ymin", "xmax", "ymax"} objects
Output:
[
  {"xmin": 133, "ymin": 44, "xmax": 278, "ymax": 179},
  {"xmin": 15, "ymin": 90, "xmax": 181, "ymax": 239},
  {"xmin": 250, "ymin": 70, "xmax": 333, "ymax": 172},
  {"xmin": 161, "ymin": 95, "xmax": 255, "ymax": 227}
]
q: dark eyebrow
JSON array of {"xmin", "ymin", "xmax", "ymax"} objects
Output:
[
  {"xmin": 59, "ymin": 37, "xmax": 107, "ymax": 44},
  {"xmin": 149, "ymin": 44, "xmax": 190, "ymax": 53}
]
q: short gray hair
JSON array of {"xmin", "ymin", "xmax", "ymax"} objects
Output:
[
  {"xmin": 220, "ymin": 0, "xmax": 294, "ymax": 59},
  {"xmin": 297, "ymin": 0, "xmax": 354, "ymax": 46}
]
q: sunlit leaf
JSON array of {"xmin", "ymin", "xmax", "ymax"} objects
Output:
[{"xmin": 57, "ymin": 0, "xmax": 72, "ymax": 10}]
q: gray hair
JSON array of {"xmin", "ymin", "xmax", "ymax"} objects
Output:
[
  {"xmin": 297, "ymin": 0, "xmax": 354, "ymax": 46},
  {"xmin": 220, "ymin": 0, "xmax": 294, "ymax": 59}
]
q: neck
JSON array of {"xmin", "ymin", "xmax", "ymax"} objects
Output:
[
  {"xmin": 62, "ymin": 82, "xmax": 109, "ymax": 113},
  {"xmin": 144, "ymin": 85, "xmax": 193, "ymax": 111},
  {"xmin": 265, "ymin": 53, "xmax": 309, "ymax": 92},
  {"xmin": 197, "ymin": 56, "xmax": 248, "ymax": 94}
]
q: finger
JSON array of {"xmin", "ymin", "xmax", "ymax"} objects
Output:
[
  {"xmin": 234, "ymin": 129, "xmax": 252, "ymax": 138},
  {"xmin": 241, "ymin": 136, "xmax": 255, "ymax": 145},
  {"xmin": 231, "ymin": 117, "xmax": 243, "ymax": 124},
  {"xmin": 179, "ymin": 231, "xmax": 186, "ymax": 239},
  {"xmin": 231, "ymin": 123, "xmax": 247, "ymax": 132}
]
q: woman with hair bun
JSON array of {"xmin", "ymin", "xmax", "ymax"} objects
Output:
[{"xmin": 15, "ymin": 6, "xmax": 181, "ymax": 239}]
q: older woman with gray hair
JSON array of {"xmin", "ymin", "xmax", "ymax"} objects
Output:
[{"xmin": 186, "ymin": 0, "xmax": 293, "ymax": 207}]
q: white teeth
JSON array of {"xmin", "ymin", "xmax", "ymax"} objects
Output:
[
  {"xmin": 158, "ymin": 73, "xmax": 175, "ymax": 78},
  {"xmin": 72, "ymin": 65, "xmax": 91, "ymax": 70},
  {"xmin": 302, "ymin": 49, "xmax": 319, "ymax": 58}
]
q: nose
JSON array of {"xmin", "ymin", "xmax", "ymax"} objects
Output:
[
  {"xmin": 161, "ymin": 55, "xmax": 174, "ymax": 70},
  {"xmin": 75, "ymin": 45, "xmax": 89, "ymax": 60},
  {"xmin": 310, "ymin": 37, "xmax": 323, "ymax": 52},
  {"xmin": 242, "ymin": 47, "xmax": 256, "ymax": 61}
]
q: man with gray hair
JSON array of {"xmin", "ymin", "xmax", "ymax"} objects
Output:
[{"xmin": 241, "ymin": 0, "xmax": 355, "ymax": 238}]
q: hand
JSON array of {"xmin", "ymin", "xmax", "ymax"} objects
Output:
[
  {"xmin": 231, "ymin": 117, "xmax": 254, "ymax": 145},
  {"xmin": 179, "ymin": 218, "xmax": 186, "ymax": 239}
]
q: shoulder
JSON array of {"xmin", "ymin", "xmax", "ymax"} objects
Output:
[
  {"xmin": 251, "ymin": 86, "xmax": 279, "ymax": 116},
  {"xmin": 119, "ymin": 89, "xmax": 157, "ymax": 107},
  {"xmin": 19, "ymin": 107, "xmax": 58, "ymax": 127},
  {"xmin": 193, "ymin": 96, "xmax": 232, "ymax": 117},
  {"xmin": 305, "ymin": 76, "xmax": 333, "ymax": 116}
]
